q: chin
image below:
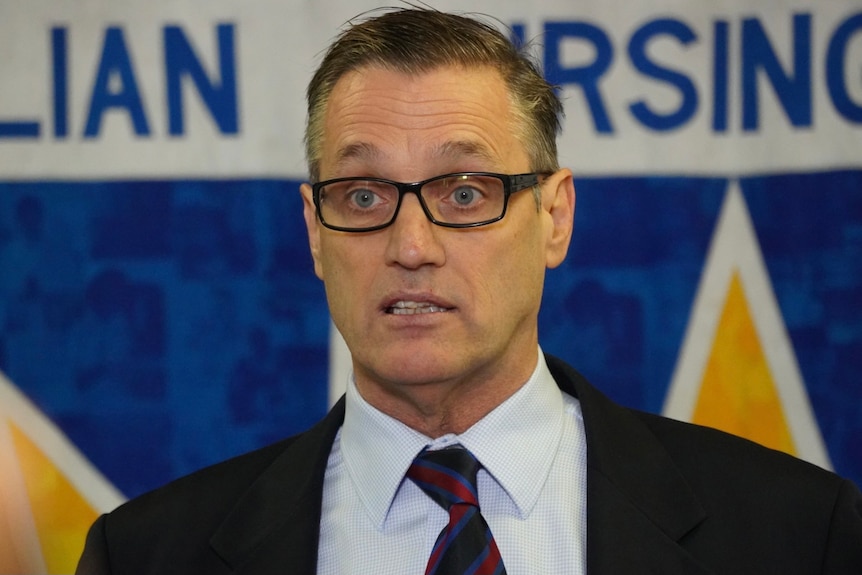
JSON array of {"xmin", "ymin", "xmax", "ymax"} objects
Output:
[
  {"xmin": 352, "ymin": 339, "xmax": 471, "ymax": 383},
  {"xmin": 368, "ymin": 353, "xmax": 457, "ymax": 387},
  {"xmin": 381, "ymin": 363, "xmax": 451, "ymax": 386}
]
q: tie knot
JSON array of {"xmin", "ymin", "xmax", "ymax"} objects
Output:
[{"xmin": 407, "ymin": 445, "xmax": 481, "ymax": 510}]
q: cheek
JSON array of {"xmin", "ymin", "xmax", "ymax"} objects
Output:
[
  {"xmin": 468, "ymin": 231, "xmax": 543, "ymax": 308},
  {"xmin": 317, "ymin": 235, "xmax": 351, "ymax": 277},
  {"xmin": 497, "ymin": 228, "xmax": 546, "ymax": 298},
  {"xmin": 318, "ymin": 241, "xmax": 373, "ymax": 309},
  {"xmin": 316, "ymin": 242, "xmax": 346, "ymax": 303}
]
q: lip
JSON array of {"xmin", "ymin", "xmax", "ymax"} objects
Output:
[{"xmin": 381, "ymin": 293, "xmax": 456, "ymax": 315}]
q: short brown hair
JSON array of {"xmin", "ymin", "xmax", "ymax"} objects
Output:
[{"xmin": 304, "ymin": 7, "xmax": 563, "ymax": 183}]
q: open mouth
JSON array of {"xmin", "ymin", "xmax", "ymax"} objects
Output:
[{"xmin": 386, "ymin": 301, "xmax": 453, "ymax": 315}]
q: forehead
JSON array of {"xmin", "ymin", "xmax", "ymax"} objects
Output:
[{"xmin": 320, "ymin": 64, "xmax": 529, "ymax": 178}]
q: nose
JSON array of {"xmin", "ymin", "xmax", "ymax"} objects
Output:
[{"xmin": 384, "ymin": 193, "xmax": 446, "ymax": 269}]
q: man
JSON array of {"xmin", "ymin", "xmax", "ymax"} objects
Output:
[{"xmin": 77, "ymin": 8, "xmax": 862, "ymax": 574}]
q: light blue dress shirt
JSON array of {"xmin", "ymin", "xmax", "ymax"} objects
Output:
[{"xmin": 317, "ymin": 350, "xmax": 587, "ymax": 574}]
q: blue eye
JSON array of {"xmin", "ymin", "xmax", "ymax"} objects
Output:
[
  {"xmin": 350, "ymin": 189, "xmax": 377, "ymax": 208},
  {"xmin": 452, "ymin": 186, "xmax": 477, "ymax": 205}
]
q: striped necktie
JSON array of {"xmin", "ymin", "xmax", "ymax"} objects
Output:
[{"xmin": 407, "ymin": 445, "xmax": 507, "ymax": 575}]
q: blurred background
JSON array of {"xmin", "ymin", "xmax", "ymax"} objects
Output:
[{"xmin": 1, "ymin": 1, "xmax": 860, "ymax": 572}]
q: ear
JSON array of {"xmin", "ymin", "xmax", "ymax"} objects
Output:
[
  {"xmin": 542, "ymin": 168, "xmax": 575, "ymax": 269},
  {"xmin": 300, "ymin": 183, "xmax": 325, "ymax": 279}
]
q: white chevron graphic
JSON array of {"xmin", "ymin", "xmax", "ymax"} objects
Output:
[{"xmin": 663, "ymin": 180, "xmax": 831, "ymax": 469}]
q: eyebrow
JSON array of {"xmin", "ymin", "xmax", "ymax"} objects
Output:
[
  {"xmin": 333, "ymin": 142, "xmax": 382, "ymax": 172},
  {"xmin": 434, "ymin": 140, "xmax": 498, "ymax": 165},
  {"xmin": 332, "ymin": 139, "xmax": 499, "ymax": 174}
]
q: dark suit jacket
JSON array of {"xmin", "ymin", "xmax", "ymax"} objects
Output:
[{"xmin": 77, "ymin": 355, "xmax": 862, "ymax": 574}]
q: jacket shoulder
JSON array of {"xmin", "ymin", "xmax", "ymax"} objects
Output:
[
  {"xmin": 545, "ymin": 353, "xmax": 862, "ymax": 572},
  {"xmin": 634, "ymin": 408, "xmax": 842, "ymax": 489},
  {"xmin": 118, "ymin": 435, "xmax": 299, "ymax": 518},
  {"xmin": 87, "ymin": 397, "xmax": 345, "ymax": 575}
]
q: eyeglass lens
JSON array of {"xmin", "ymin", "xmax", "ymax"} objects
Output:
[{"xmin": 318, "ymin": 174, "xmax": 508, "ymax": 229}]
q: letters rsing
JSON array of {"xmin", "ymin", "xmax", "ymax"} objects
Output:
[{"xmin": 517, "ymin": 12, "xmax": 862, "ymax": 134}]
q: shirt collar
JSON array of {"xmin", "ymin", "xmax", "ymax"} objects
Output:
[{"xmin": 340, "ymin": 348, "xmax": 566, "ymax": 529}]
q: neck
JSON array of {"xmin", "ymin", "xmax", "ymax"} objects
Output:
[{"xmin": 354, "ymin": 350, "xmax": 538, "ymax": 437}]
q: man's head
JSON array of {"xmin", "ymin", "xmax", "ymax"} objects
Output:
[
  {"xmin": 304, "ymin": 8, "xmax": 563, "ymax": 183},
  {"xmin": 300, "ymin": 8, "xmax": 575, "ymax": 434}
]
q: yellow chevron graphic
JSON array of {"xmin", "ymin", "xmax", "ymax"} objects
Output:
[
  {"xmin": 0, "ymin": 420, "xmax": 45, "ymax": 574},
  {"xmin": 9, "ymin": 422, "xmax": 100, "ymax": 574},
  {"xmin": 0, "ymin": 371, "xmax": 126, "ymax": 574},
  {"xmin": 693, "ymin": 272, "xmax": 795, "ymax": 455}
]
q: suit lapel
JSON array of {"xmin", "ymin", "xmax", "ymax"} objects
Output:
[
  {"xmin": 210, "ymin": 357, "xmax": 716, "ymax": 574},
  {"xmin": 546, "ymin": 355, "xmax": 714, "ymax": 575},
  {"xmin": 209, "ymin": 398, "xmax": 346, "ymax": 575}
]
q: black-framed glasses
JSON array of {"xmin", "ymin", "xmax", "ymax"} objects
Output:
[{"xmin": 311, "ymin": 172, "xmax": 550, "ymax": 232}]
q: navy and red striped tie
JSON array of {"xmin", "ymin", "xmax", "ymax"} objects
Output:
[{"xmin": 407, "ymin": 445, "xmax": 507, "ymax": 575}]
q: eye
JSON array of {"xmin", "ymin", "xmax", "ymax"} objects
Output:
[
  {"xmin": 349, "ymin": 188, "xmax": 377, "ymax": 208},
  {"xmin": 451, "ymin": 185, "xmax": 478, "ymax": 206}
]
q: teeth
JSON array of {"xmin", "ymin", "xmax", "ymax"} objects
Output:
[{"xmin": 389, "ymin": 301, "xmax": 448, "ymax": 315}]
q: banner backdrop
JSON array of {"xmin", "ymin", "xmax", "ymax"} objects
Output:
[{"xmin": 1, "ymin": 1, "xmax": 860, "ymax": 572}]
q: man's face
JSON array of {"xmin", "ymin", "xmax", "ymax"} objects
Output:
[{"xmin": 301, "ymin": 64, "xmax": 573, "ymax": 408}]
